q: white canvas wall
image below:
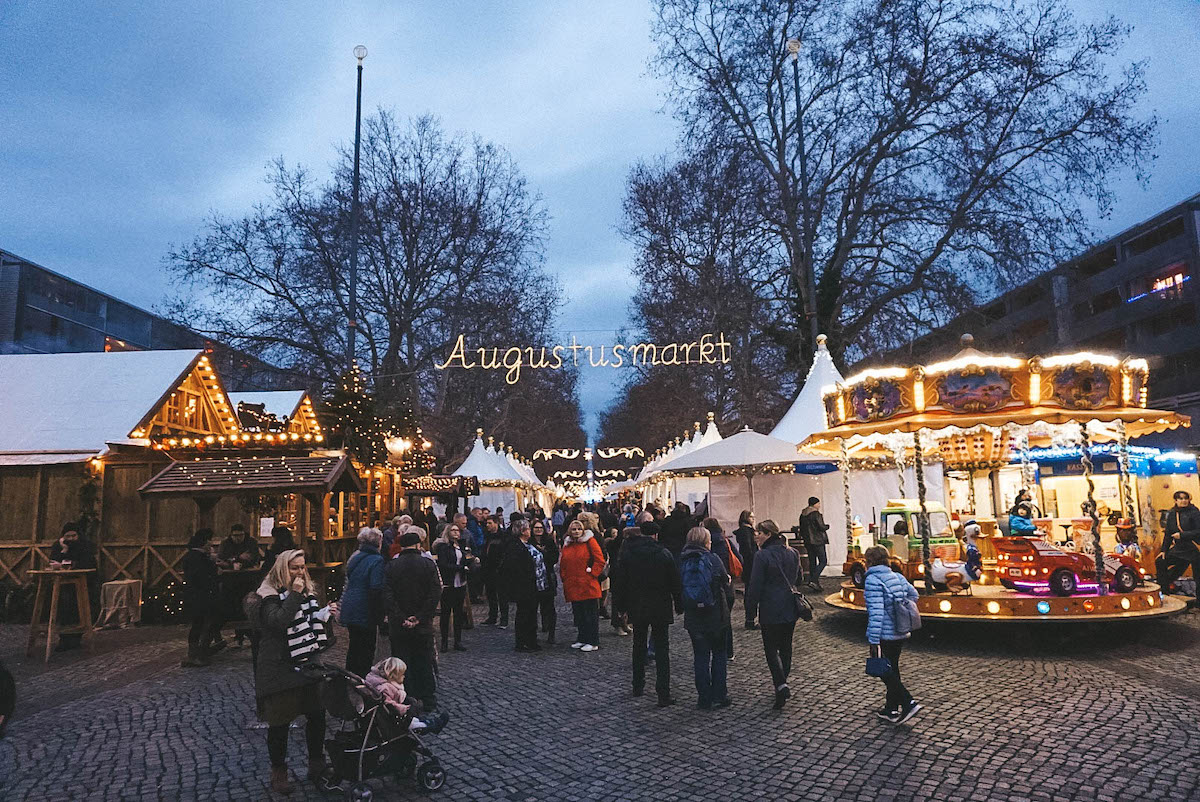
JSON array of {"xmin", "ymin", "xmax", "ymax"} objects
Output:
[{"xmin": 469, "ymin": 487, "xmax": 520, "ymax": 514}]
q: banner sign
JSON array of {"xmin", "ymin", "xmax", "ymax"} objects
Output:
[{"xmin": 436, "ymin": 333, "xmax": 732, "ymax": 384}]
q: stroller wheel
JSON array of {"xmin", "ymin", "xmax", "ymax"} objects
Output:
[
  {"xmin": 345, "ymin": 781, "xmax": 373, "ymax": 802},
  {"xmin": 417, "ymin": 762, "xmax": 447, "ymax": 792}
]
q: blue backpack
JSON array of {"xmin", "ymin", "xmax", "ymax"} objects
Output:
[{"xmin": 680, "ymin": 551, "xmax": 716, "ymax": 610}]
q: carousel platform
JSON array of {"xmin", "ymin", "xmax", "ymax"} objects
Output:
[{"xmin": 824, "ymin": 580, "xmax": 1189, "ymax": 622}]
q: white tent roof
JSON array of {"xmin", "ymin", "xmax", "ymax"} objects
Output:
[
  {"xmin": 452, "ymin": 437, "xmax": 527, "ymax": 484},
  {"xmin": 698, "ymin": 418, "xmax": 723, "ymax": 448},
  {"xmin": 659, "ymin": 428, "xmax": 821, "ymax": 474},
  {"xmin": 770, "ymin": 334, "xmax": 845, "ymax": 445},
  {"xmin": 228, "ymin": 390, "xmax": 307, "ymax": 420},
  {"xmin": 0, "ymin": 349, "xmax": 202, "ymax": 457}
]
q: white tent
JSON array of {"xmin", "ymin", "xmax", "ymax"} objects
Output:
[
  {"xmin": 450, "ymin": 436, "xmax": 528, "ymax": 512},
  {"xmin": 770, "ymin": 334, "xmax": 844, "ymax": 445}
]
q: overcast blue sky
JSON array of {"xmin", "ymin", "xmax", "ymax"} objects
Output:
[{"xmin": 2, "ymin": 1, "xmax": 1198, "ymax": 437}]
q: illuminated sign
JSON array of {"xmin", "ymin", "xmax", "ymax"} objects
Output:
[
  {"xmin": 533, "ymin": 448, "xmax": 582, "ymax": 460},
  {"xmin": 597, "ymin": 447, "xmax": 645, "ymax": 459},
  {"xmin": 436, "ymin": 333, "xmax": 733, "ymax": 384}
]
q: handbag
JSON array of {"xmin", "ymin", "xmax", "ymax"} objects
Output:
[
  {"xmin": 866, "ymin": 645, "xmax": 892, "ymax": 677},
  {"xmin": 727, "ymin": 541, "xmax": 743, "ymax": 579},
  {"xmin": 775, "ymin": 552, "xmax": 813, "ymax": 622},
  {"xmin": 587, "ymin": 548, "xmax": 611, "ymax": 582}
]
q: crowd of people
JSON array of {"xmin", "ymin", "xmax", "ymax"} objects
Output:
[{"xmin": 162, "ymin": 495, "xmax": 928, "ymax": 794}]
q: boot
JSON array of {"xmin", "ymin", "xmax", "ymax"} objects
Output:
[
  {"xmin": 546, "ymin": 630, "xmax": 555, "ymax": 645},
  {"xmin": 180, "ymin": 645, "xmax": 209, "ymax": 668},
  {"xmin": 307, "ymin": 757, "xmax": 329, "ymax": 782},
  {"xmin": 270, "ymin": 766, "xmax": 293, "ymax": 795},
  {"xmin": 441, "ymin": 637, "xmax": 449, "ymax": 653}
]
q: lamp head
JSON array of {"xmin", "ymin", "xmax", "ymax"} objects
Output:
[
  {"xmin": 786, "ymin": 37, "xmax": 801, "ymax": 59},
  {"xmin": 353, "ymin": 45, "xmax": 368, "ymax": 63}
]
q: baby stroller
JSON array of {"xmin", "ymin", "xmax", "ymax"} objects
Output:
[{"xmin": 318, "ymin": 666, "xmax": 448, "ymax": 798}]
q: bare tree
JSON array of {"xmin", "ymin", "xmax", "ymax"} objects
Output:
[
  {"xmin": 651, "ymin": 0, "xmax": 1157, "ymax": 365},
  {"xmin": 164, "ymin": 111, "xmax": 585, "ymax": 459}
]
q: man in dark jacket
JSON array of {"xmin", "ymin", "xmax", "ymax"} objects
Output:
[
  {"xmin": 501, "ymin": 519, "xmax": 548, "ymax": 652},
  {"xmin": 659, "ymin": 503, "xmax": 693, "ymax": 560},
  {"xmin": 799, "ymin": 497, "xmax": 830, "ymax": 591},
  {"xmin": 611, "ymin": 525, "xmax": 682, "ymax": 706},
  {"xmin": 384, "ymin": 531, "xmax": 443, "ymax": 710},
  {"xmin": 215, "ymin": 523, "xmax": 263, "ymax": 647},
  {"xmin": 1159, "ymin": 490, "xmax": 1200, "ymax": 595},
  {"xmin": 482, "ymin": 516, "xmax": 511, "ymax": 628}
]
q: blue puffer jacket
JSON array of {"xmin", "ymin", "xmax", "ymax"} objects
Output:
[
  {"xmin": 339, "ymin": 544, "xmax": 386, "ymax": 628},
  {"xmin": 1009, "ymin": 514, "xmax": 1036, "ymax": 534},
  {"xmin": 864, "ymin": 565, "xmax": 918, "ymax": 645}
]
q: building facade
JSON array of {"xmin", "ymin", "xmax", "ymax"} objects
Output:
[
  {"xmin": 853, "ymin": 193, "xmax": 1200, "ymax": 449},
  {"xmin": 0, "ymin": 247, "xmax": 308, "ymax": 391}
]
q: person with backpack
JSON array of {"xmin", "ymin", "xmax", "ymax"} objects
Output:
[
  {"xmin": 680, "ymin": 527, "xmax": 733, "ymax": 709},
  {"xmin": 744, "ymin": 519, "xmax": 802, "ymax": 710},
  {"xmin": 863, "ymin": 545, "xmax": 922, "ymax": 724},
  {"xmin": 702, "ymin": 518, "xmax": 740, "ymax": 659},
  {"xmin": 610, "ymin": 525, "xmax": 681, "ymax": 706}
]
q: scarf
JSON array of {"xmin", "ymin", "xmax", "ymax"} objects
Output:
[{"xmin": 282, "ymin": 592, "xmax": 329, "ymax": 664}]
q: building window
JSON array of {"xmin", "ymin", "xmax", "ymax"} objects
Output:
[
  {"xmin": 18, "ymin": 306, "xmax": 105, "ymax": 352},
  {"xmin": 1128, "ymin": 261, "xmax": 1191, "ymax": 303},
  {"xmin": 1145, "ymin": 303, "xmax": 1196, "ymax": 338},
  {"xmin": 1122, "ymin": 216, "xmax": 1186, "ymax": 259},
  {"xmin": 1075, "ymin": 246, "xmax": 1118, "ymax": 278},
  {"xmin": 1082, "ymin": 328, "xmax": 1127, "ymax": 350}
]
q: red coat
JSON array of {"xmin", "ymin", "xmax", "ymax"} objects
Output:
[{"xmin": 559, "ymin": 534, "xmax": 605, "ymax": 602}]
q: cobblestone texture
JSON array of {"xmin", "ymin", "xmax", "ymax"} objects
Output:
[{"xmin": 1, "ymin": 595, "xmax": 1198, "ymax": 801}]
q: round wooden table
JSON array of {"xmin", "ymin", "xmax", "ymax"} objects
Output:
[{"xmin": 26, "ymin": 568, "xmax": 96, "ymax": 664}]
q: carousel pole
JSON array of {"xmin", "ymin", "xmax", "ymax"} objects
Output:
[
  {"xmin": 913, "ymin": 429, "xmax": 933, "ymax": 594},
  {"xmin": 1078, "ymin": 421, "xmax": 1107, "ymax": 596},
  {"xmin": 965, "ymin": 470, "xmax": 977, "ymax": 516},
  {"xmin": 892, "ymin": 443, "xmax": 907, "ymax": 497},
  {"xmin": 840, "ymin": 438, "xmax": 854, "ymax": 554},
  {"xmin": 1115, "ymin": 419, "xmax": 1136, "ymax": 524}
]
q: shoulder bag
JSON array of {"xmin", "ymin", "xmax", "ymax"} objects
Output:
[
  {"xmin": 866, "ymin": 643, "xmax": 891, "ymax": 677},
  {"xmin": 775, "ymin": 549, "xmax": 813, "ymax": 622},
  {"xmin": 890, "ymin": 582, "xmax": 922, "ymax": 636}
]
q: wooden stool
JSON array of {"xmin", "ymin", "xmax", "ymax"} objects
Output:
[{"xmin": 26, "ymin": 569, "xmax": 96, "ymax": 664}]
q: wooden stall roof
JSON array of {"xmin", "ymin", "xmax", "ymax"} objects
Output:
[
  {"xmin": 404, "ymin": 474, "xmax": 481, "ymax": 496},
  {"xmin": 138, "ymin": 454, "xmax": 363, "ymax": 498}
]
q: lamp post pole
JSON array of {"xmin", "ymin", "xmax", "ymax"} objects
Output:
[
  {"xmin": 787, "ymin": 37, "xmax": 819, "ymax": 347},
  {"xmin": 346, "ymin": 45, "xmax": 368, "ymax": 370}
]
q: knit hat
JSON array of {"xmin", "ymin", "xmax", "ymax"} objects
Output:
[{"xmin": 398, "ymin": 531, "xmax": 422, "ymax": 548}]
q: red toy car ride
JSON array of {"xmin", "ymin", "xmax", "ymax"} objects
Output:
[{"xmin": 994, "ymin": 537, "xmax": 1144, "ymax": 596}]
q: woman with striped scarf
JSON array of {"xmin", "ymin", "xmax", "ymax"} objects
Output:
[{"xmin": 248, "ymin": 549, "xmax": 337, "ymax": 795}]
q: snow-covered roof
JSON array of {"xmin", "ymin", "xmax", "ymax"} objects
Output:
[
  {"xmin": 228, "ymin": 390, "xmax": 307, "ymax": 421},
  {"xmin": 770, "ymin": 334, "xmax": 845, "ymax": 444},
  {"xmin": 659, "ymin": 428, "xmax": 823, "ymax": 474},
  {"xmin": 0, "ymin": 349, "xmax": 202, "ymax": 457}
]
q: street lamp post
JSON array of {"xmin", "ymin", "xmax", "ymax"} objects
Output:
[
  {"xmin": 787, "ymin": 37, "xmax": 820, "ymax": 346},
  {"xmin": 346, "ymin": 44, "xmax": 368, "ymax": 370}
]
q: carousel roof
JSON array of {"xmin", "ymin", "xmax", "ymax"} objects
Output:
[{"xmin": 770, "ymin": 334, "xmax": 845, "ymax": 445}]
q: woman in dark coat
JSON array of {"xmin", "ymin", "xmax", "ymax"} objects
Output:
[
  {"xmin": 180, "ymin": 529, "xmax": 219, "ymax": 667},
  {"xmin": 339, "ymin": 527, "xmax": 386, "ymax": 679},
  {"xmin": 733, "ymin": 510, "xmax": 758, "ymax": 628},
  {"xmin": 247, "ymin": 549, "xmax": 337, "ymax": 794},
  {"xmin": 501, "ymin": 519, "xmax": 544, "ymax": 652},
  {"xmin": 530, "ymin": 519, "xmax": 560, "ymax": 643},
  {"xmin": 681, "ymin": 527, "xmax": 733, "ymax": 709},
  {"xmin": 745, "ymin": 520, "xmax": 801, "ymax": 710},
  {"xmin": 432, "ymin": 523, "xmax": 473, "ymax": 652}
]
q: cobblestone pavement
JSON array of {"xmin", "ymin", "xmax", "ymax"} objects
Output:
[{"xmin": 2, "ymin": 593, "xmax": 1199, "ymax": 802}]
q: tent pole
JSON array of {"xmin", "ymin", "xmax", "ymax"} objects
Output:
[{"xmin": 746, "ymin": 470, "xmax": 756, "ymax": 520}]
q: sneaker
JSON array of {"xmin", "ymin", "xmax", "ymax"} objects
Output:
[
  {"xmin": 875, "ymin": 707, "xmax": 897, "ymax": 722},
  {"xmin": 617, "ymin": 627, "xmax": 631, "ymax": 636},
  {"xmin": 895, "ymin": 701, "xmax": 922, "ymax": 724},
  {"xmin": 570, "ymin": 642, "xmax": 584, "ymax": 649},
  {"xmin": 498, "ymin": 622, "xmax": 509, "ymax": 630},
  {"xmin": 779, "ymin": 683, "xmax": 791, "ymax": 700},
  {"xmin": 580, "ymin": 644, "xmax": 599, "ymax": 652}
]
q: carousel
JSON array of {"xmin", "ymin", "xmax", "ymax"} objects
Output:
[{"xmin": 802, "ymin": 335, "xmax": 1192, "ymax": 622}]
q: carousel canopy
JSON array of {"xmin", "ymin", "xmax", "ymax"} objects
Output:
[
  {"xmin": 801, "ymin": 336, "xmax": 1189, "ymax": 466},
  {"xmin": 770, "ymin": 334, "xmax": 845, "ymax": 445}
]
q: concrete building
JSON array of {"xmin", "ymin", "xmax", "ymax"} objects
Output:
[
  {"xmin": 852, "ymin": 192, "xmax": 1200, "ymax": 448},
  {"xmin": 0, "ymin": 247, "xmax": 307, "ymax": 391}
]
